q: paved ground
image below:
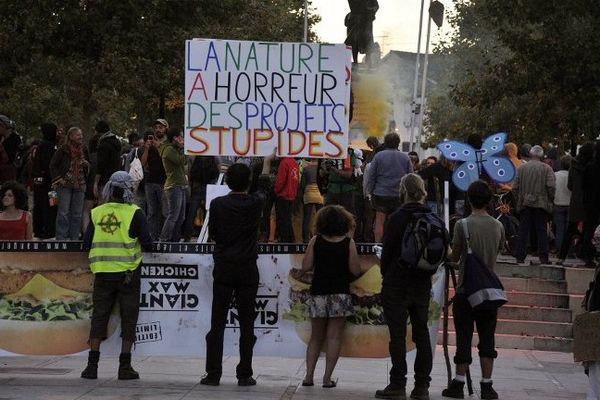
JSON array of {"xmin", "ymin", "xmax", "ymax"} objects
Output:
[{"xmin": 0, "ymin": 346, "xmax": 588, "ymax": 399}]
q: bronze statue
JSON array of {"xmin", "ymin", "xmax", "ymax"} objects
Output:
[{"xmin": 344, "ymin": 0, "xmax": 379, "ymax": 64}]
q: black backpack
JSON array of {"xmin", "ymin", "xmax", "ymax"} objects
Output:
[{"xmin": 400, "ymin": 210, "xmax": 448, "ymax": 274}]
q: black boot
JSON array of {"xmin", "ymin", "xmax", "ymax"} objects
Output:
[
  {"xmin": 375, "ymin": 383, "xmax": 407, "ymax": 399},
  {"xmin": 480, "ymin": 381, "xmax": 498, "ymax": 399},
  {"xmin": 81, "ymin": 350, "xmax": 100, "ymax": 379},
  {"xmin": 441, "ymin": 379, "xmax": 464, "ymax": 399},
  {"xmin": 410, "ymin": 384, "xmax": 430, "ymax": 400},
  {"xmin": 118, "ymin": 353, "xmax": 140, "ymax": 380}
]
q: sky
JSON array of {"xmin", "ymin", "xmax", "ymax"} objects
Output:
[{"xmin": 311, "ymin": 0, "xmax": 454, "ymax": 55}]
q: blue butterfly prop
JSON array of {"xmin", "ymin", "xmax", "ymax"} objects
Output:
[{"xmin": 436, "ymin": 132, "xmax": 516, "ymax": 192}]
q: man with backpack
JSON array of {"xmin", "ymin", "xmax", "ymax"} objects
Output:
[
  {"xmin": 443, "ymin": 180, "xmax": 505, "ymax": 400},
  {"xmin": 376, "ymin": 173, "xmax": 448, "ymax": 400}
]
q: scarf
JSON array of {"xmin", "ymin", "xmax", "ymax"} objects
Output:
[{"xmin": 102, "ymin": 171, "xmax": 135, "ymax": 203}]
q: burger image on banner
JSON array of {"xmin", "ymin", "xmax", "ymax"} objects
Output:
[
  {"xmin": 284, "ymin": 255, "xmax": 442, "ymax": 358},
  {"xmin": 0, "ymin": 252, "xmax": 118, "ymax": 355}
]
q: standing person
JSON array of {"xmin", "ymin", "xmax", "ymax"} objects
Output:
[
  {"xmin": 274, "ymin": 156, "xmax": 299, "ymax": 242},
  {"xmin": 82, "ymin": 134, "xmax": 99, "ymax": 234},
  {"xmin": 442, "ymin": 180, "xmax": 505, "ymax": 400},
  {"xmin": 408, "ymin": 151, "xmax": 420, "ymax": 172},
  {"xmin": 421, "ymin": 156, "xmax": 440, "ymax": 214},
  {"xmin": 375, "ymin": 174, "xmax": 443, "ymax": 400},
  {"xmin": 558, "ymin": 142, "xmax": 594, "ymax": 263},
  {"xmin": 80, "ymin": 171, "xmax": 153, "ymax": 380},
  {"xmin": 295, "ymin": 205, "xmax": 360, "ymax": 388},
  {"xmin": 93, "ymin": 121, "xmax": 122, "ymax": 201},
  {"xmin": 301, "ymin": 159, "xmax": 324, "ymax": 243},
  {"xmin": 364, "ymin": 133, "xmax": 412, "ymax": 242},
  {"xmin": 0, "ymin": 115, "xmax": 17, "ymax": 184},
  {"xmin": 50, "ymin": 127, "xmax": 90, "ymax": 240},
  {"xmin": 141, "ymin": 123, "xmax": 168, "ymax": 240},
  {"xmin": 581, "ymin": 141, "xmax": 600, "ymax": 267},
  {"xmin": 201, "ymin": 152, "xmax": 275, "ymax": 387},
  {"xmin": 31, "ymin": 122, "xmax": 58, "ymax": 239},
  {"xmin": 320, "ymin": 149, "xmax": 356, "ymax": 215},
  {"xmin": 553, "ymin": 155, "xmax": 571, "ymax": 254},
  {"xmin": 183, "ymin": 155, "xmax": 219, "ymax": 241},
  {"xmin": 512, "ymin": 145, "xmax": 555, "ymax": 265},
  {"xmin": 158, "ymin": 128, "xmax": 187, "ymax": 242},
  {"xmin": 0, "ymin": 181, "xmax": 33, "ymax": 240}
]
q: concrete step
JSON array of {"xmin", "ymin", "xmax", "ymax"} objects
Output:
[
  {"xmin": 495, "ymin": 263, "xmax": 565, "ymax": 280},
  {"xmin": 502, "ymin": 277, "xmax": 567, "ymax": 294},
  {"xmin": 442, "ymin": 317, "xmax": 572, "ymax": 338},
  {"xmin": 448, "ymin": 288, "xmax": 570, "ymax": 308},
  {"xmin": 446, "ymin": 304, "xmax": 572, "ymax": 323},
  {"xmin": 498, "ymin": 305, "xmax": 572, "ymax": 323},
  {"xmin": 437, "ymin": 331, "xmax": 573, "ymax": 352}
]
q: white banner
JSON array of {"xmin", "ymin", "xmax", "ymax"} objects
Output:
[
  {"xmin": 184, "ymin": 39, "xmax": 352, "ymax": 158},
  {"xmin": 0, "ymin": 244, "xmax": 444, "ymax": 358}
]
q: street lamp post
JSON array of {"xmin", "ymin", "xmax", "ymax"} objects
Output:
[
  {"xmin": 303, "ymin": 0, "xmax": 308, "ymax": 42},
  {"xmin": 408, "ymin": 0, "xmax": 426, "ymax": 153},
  {"xmin": 416, "ymin": 1, "xmax": 445, "ymax": 155}
]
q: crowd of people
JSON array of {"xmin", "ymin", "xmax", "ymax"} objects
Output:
[{"xmin": 1, "ymin": 114, "xmax": 599, "ymax": 268}]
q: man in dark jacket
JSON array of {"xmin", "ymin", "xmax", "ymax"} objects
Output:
[
  {"xmin": 31, "ymin": 123, "xmax": 58, "ymax": 238},
  {"xmin": 200, "ymin": 151, "xmax": 275, "ymax": 387},
  {"xmin": 93, "ymin": 121, "xmax": 122, "ymax": 202}
]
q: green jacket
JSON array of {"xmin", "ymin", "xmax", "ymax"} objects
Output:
[{"xmin": 160, "ymin": 142, "xmax": 187, "ymax": 189}]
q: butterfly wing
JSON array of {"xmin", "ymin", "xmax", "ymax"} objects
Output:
[
  {"xmin": 437, "ymin": 141, "xmax": 478, "ymax": 162},
  {"xmin": 452, "ymin": 161, "xmax": 480, "ymax": 192},
  {"xmin": 482, "ymin": 155, "xmax": 516, "ymax": 183},
  {"xmin": 481, "ymin": 132, "xmax": 507, "ymax": 157}
]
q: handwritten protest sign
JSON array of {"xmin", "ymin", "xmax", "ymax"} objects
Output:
[{"xmin": 184, "ymin": 39, "xmax": 352, "ymax": 158}]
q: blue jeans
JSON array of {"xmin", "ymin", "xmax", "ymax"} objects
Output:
[
  {"xmin": 145, "ymin": 182, "xmax": 164, "ymax": 240},
  {"xmin": 55, "ymin": 186, "xmax": 85, "ymax": 240},
  {"xmin": 160, "ymin": 186, "xmax": 186, "ymax": 242},
  {"xmin": 516, "ymin": 207, "xmax": 549, "ymax": 262},
  {"xmin": 553, "ymin": 205, "xmax": 568, "ymax": 252}
]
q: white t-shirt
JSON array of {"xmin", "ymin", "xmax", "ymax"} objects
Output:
[{"xmin": 554, "ymin": 170, "xmax": 571, "ymax": 206}]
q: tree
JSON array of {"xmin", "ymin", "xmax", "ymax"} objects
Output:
[
  {"xmin": 425, "ymin": 0, "xmax": 600, "ymax": 151},
  {"xmin": 0, "ymin": 0, "xmax": 320, "ymax": 139}
]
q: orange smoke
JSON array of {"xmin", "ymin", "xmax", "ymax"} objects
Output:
[{"xmin": 351, "ymin": 73, "xmax": 391, "ymax": 138}]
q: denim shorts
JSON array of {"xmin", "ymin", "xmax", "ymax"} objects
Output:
[{"xmin": 307, "ymin": 294, "xmax": 354, "ymax": 318}]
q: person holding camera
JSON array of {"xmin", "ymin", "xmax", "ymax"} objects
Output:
[{"xmin": 140, "ymin": 120, "xmax": 168, "ymax": 240}]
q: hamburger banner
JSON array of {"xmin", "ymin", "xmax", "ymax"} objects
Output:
[
  {"xmin": 0, "ymin": 241, "xmax": 444, "ymax": 358},
  {"xmin": 184, "ymin": 39, "xmax": 352, "ymax": 158}
]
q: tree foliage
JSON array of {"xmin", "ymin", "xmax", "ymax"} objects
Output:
[
  {"xmin": 0, "ymin": 0, "xmax": 320, "ymax": 139},
  {"xmin": 425, "ymin": 0, "xmax": 600, "ymax": 150}
]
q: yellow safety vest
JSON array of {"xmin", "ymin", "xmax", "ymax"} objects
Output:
[{"xmin": 89, "ymin": 202, "xmax": 142, "ymax": 274}]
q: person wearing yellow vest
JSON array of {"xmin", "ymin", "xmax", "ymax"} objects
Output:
[{"xmin": 81, "ymin": 171, "xmax": 153, "ymax": 380}]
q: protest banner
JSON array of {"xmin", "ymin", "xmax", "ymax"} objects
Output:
[
  {"xmin": 0, "ymin": 242, "xmax": 444, "ymax": 358},
  {"xmin": 184, "ymin": 39, "xmax": 352, "ymax": 158}
]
